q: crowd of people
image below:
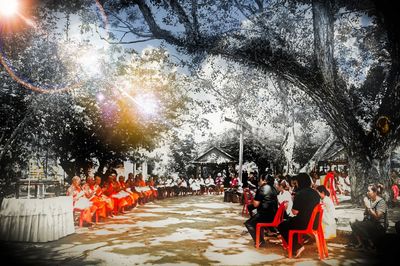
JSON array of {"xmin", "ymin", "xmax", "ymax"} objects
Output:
[
  {"xmin": 242, "ymin": 169, "xmax": 397, "ymax": 258},
  {"xmin": 243, "ymin": 172, "xmax": 328, "ymax": 258},
  {"xmin": 65, "ymin": 168, "xmax": 398, "ymax": 259},
  {"xmin": 65, "ymin": 171, "xmax": 243, "ymax": 226},
  {"xmin": 66, "ymin": 173, "xmax": 157, "ymax": 226}
]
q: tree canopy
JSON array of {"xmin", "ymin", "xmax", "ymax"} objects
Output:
[{"xmin": 96, "ymin": 0, "xmax": 400, "ymax": 202}]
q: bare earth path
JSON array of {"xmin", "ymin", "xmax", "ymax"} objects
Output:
[{"xmin": 0, "ymin": 195, "xmax": 389, "ymax": 265}]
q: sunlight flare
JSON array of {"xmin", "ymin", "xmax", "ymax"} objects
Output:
[{"xmin": 0, "ymin": 0, "xmax": 18, "ymax": 17}]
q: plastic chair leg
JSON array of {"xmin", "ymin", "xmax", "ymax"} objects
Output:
[
  {"xmin": 319, "ymin": 228, "xmax": 328, "ymax": 258},
  {"xmin": 298, "ymin": 233, "xmax": 302, "ymax": 244},
  {"xmin": 255, "ymin": 226, "xmax": 261, "ymax": 249},
  {"xmin": 314, "ymin": 232, "xmax": 324, "ymax": 259},
  {"xmin": 288, "ymin": 231, "xmax": 294, "ymax": 258}
]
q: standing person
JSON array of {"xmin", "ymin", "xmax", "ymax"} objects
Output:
[
  {"xmin": 242, "ymin": 170, "xmax": 249, "ymax": 189},
  {"xmin": 316, "ymin": 185, "xmax": 337, "ymax": 239},
  {"xmin": 278, "ymin": 173, "xmax": 321, "ymax": 258},
  {"xmin": 224, "ymin": 172, "xmax": 232, "ymax": 190},
  {"xmin": 348, "ymin": 184, "xmax": 388, "ymax": 250},
  {"xmin": 244, "ymin": 174, "xmax": 278, "ymax": 247}
]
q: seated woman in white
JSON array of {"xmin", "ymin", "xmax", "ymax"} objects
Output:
[
  {"xmin": 276, "ymin": 179, "xmax": 294, "ymax": 218},
  {"xmin": 316, "ymin": 185, "xmax": 337, "ymax": 239},
  {"xmin": 190, "ymin": 177, "xmax": 201, "ymax": 195},
  {"xmin": 204, "ymin": 175, "xmax": 215, "ymax": 194}
]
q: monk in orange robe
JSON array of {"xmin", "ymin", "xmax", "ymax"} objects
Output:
[
  {"xmin": 138, "ymin": 174, "xmax": 153, "ymax": 202},
  {"xmin": 126, "ymin": 173, "xmax": 141, "ymax": 204},
  {"xmin": 147, "ymin": 176, "xmax": 158, "ymax": 199},
  {"xmin": 82, "ymin": 176, "xmax": 107, "ymax": 218},
  {"xmin": 94, "ymin": 176, "xmax": 114, "ymax": 217},
  {"xmin": 118, "ymin": 175, "xmax": 139, "ymax": 208},
  {"xmin": 67, "ymin": 176, "xmax": 97, "ymax": 225},
  {"xmin": 103, "ymin": 174, "xmax": 128, "ymax": 214},
  {"xmin": 133, "ymin": 174, "xmax": 147, "ymax": 204}
]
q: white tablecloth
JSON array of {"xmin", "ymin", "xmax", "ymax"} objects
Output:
[{"xmin": 0, "ymin": 196, "xmax": 75, "ymax": 242}]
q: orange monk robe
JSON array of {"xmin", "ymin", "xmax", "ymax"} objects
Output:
[
  {"xmin": 133, "ymin": 180, "xmax": 146, "ymax": 200},
  {"xmin": 82, "ymin": 183, "xmax": 107, "ymax": 218},
  {"xmin": 67, "ymin": 185, "xmax": 96, "ymax": 224},
  {"xmin": 147, "ymin": 180, "xmax": 158, "ymax": 198},
  {"xmin": 127, "ymin": 179, "xmax": 141, "ymax": 201},
  {"xmin": 118, "ymin": 180, "xmax": 139, "ymax": 205},
  {"xmin": 111, "ymin": 181, "xmax": 130, "ymax": 209},
  {"xmin": 103, "ymin": 182, "xmax": 127, "ymax": 213},
  {"xmin": 139, "ymin": 180, "xmax": 153, "ymax": 198},
  {"xmin": 94, "ymin": 184, "xmax": 114, "ymax": 213}
]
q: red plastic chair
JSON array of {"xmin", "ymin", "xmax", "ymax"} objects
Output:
[
  {"xmin": 255, "ymin": 201, "xmax": 288, "ymax": 249},
  {"xmin": 323, "ymin": 172, "xmax": 339, "ymax": 205},
  {"xmin": 242, "ymin": 188, "xmax": 254, "ymax": 216},
  {"xmin": 285, "ymin": 203, "xmax": 328, "ymax": 260}
]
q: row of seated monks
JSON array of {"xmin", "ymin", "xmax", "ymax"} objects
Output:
[{"xmin": 66, "ymin": 173, "xmax": 158, "ymax": 226}]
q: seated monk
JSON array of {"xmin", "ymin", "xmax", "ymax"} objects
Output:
[
  {"xmin": 103, "ymin": 174, "xmax": 129, "ymax": 214},
  {"xmin": 138, "ymin": 174, "xmax": 153, "ymax": 202},
  {"xmin": 118, "ymin": 175, "xmax": 139, "ymax": 208},
  {"xmin": 94, "ymin": 176, "xmax": 114, "ymax": 217},
  {"xmin": 67, "ymin": 176, "xmax": 97, "ymax": 226},
  {"xmin": 133, "ymin": 174, "xmax": 147, "ymax": 204},
  {"xmin": 147, "ymin": 176, "xmax": 158, "ymax": 198},
  {"xmin": 82, "ymin": 176, "xmax": 107, "ymax": 218},
  {"xmin": 127, "ymin": 173, "xmax": 141, "ymax": 202}
]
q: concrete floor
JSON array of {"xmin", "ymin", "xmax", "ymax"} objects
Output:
[{"xmin": 0, "ymin": 194, "xmax": 394, "ymax": 265}]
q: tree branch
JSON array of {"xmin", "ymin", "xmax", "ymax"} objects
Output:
[
  {"xmin": 168, "ymin": 0, "xmax": 195, "ymax": 38},
  {"xmin": 133, "ymin": 0, "xmax": 184, "ymax": 46},
  {"xmin": 191, "ymin": 0, "xmax": 200, "ymax": 40},
  {"xmin": 110, "ymin": 12, "xmax": 153, "ymax": 37}
]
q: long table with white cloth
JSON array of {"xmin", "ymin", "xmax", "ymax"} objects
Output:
[{"xmin": 0, "ymin": 196, "xmax": 75, "ymax": 242}]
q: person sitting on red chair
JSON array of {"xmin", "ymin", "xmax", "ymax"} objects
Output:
[
  {"xmin": 278, "ymin": 172, "xmax": 320, "ymax": 258},
  {"xmin": 244, "ymin": 174, "xmax": 278, "ymax": 247}
]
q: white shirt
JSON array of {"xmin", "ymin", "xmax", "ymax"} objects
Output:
[
  {"xmin": 205, "ymin": 178, "xmax": 215, "ymax": 186},
  {"xmin": 277, "ymin": 190, "xmax": 294, "ymax": 217},
  {"xmin": 321, "ymin": 195, "xmax": 337, "ymax": 239},
  {"xmin": 322, "ymin": 196, "xmax": 336, "ymax": 225}
]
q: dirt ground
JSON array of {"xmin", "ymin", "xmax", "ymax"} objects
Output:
[{"xmin": 0, "ymin": 194, "xmax": 396, "ymax": 265}]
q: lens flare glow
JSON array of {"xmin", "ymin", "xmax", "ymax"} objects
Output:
[
  {"xmin": 97, "ymin": 92, "xmax": 105, "ymax": 102},
  {"xmin": 116, "ymin": 86, "xmax": 159, "ymax": 116},
  {"xmin": 77, "ymin": 50, "xmax": 101, "ymax": 77},
  {"xmin": 0, "ymin": 0, "xmax": 18, "ymax": 17},
  {"xmin": 0, "ymin": 0, "xmax": 109, "ymax": 94},
  {"xmin": 134, "ymin": 94, "xmax": 159, "ymax": 115}
]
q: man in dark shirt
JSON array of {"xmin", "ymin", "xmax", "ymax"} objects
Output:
[
  {"xmin": 278, "ymin": 172, "xmax": 320, "ymax": 258},
  {"xmin": 244, "ymin": 174, "xmax": 278, "ymax": 247}
]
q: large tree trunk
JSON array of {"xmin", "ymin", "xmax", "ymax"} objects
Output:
[{"xmin": 347, "ymin": 146, "xmax": 392, "ymax": 205}]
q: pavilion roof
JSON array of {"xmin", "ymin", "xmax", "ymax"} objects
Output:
[{"xmin": 192, "ymin": 146, "xmax": 236, "ymax": 164}]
